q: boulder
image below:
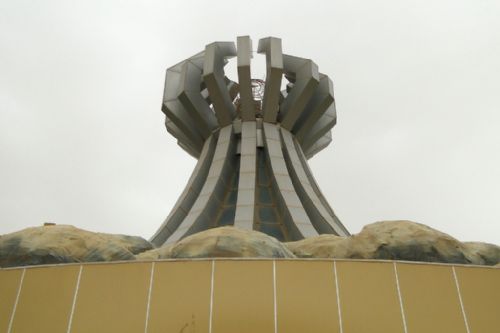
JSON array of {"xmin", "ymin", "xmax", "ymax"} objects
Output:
[
  {"xmin": 286, "ymin": 234, "xmax": 351, "ymax": 258},
  {"xmin": 463, "ymin": 242, "xmax": 500, "ymax": 266},
  {"xmin": 0, "ymin": 224, "xmax": 153, "ymax": 267},
  {"xmin": 286, "ymin": 220, "xmax": 498, "ymax": 265},
  {"xmin": 139, "ymin": 226, "xmax": 295, "ymax": 259},
  {"xmin": 2, "ymin": 221, "xmax": 498, "ymax": 267},
  {"xmin": 109, "ymin": 234, "xmax": 154, "ymax": 255},
  {"xmin": 136, "ymin": 243, "xmax": 175, "ymax": 260}
]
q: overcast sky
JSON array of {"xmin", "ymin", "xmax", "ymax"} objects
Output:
[{"xmin": 1, "ymin": 0, "xmax": 499, "ymax": 244}]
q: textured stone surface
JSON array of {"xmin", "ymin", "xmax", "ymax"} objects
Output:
[
  {"xmin": 463, "ymin": 241, "xmax": 500, "ymax": 266},
  {"xmin": 0, "ymin": 224, "xmax": 153, "ymax": 267},
  {"xmin": 286, "ymin": 220, "xmax": 499, "ymax": 265},
  {"xmin": 285, "ymin": 234, "xmax": 350, "ymax": 258},
  {"xmin": 141, "ymin": 226, "xmax": 295, "ymax": 259},
  {"xmin": 2, "ymin": 221, "xmax": 498, "ymax": 267},
  {"xmin": 136, "ymin": 243, "xmax": 174, "ymax": 260}
]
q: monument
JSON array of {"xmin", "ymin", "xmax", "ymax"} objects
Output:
[
  {"xmin": 151, "ymin": 36, "xmax": 350, "ymax": 246},
  {"xmin": 0, "ymin": 36, "xmax": 498, "ymax": 333}
]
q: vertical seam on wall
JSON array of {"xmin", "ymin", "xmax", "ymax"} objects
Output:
[
  {"xmin": 66, "ymin": 265, "xmax": 83, "ymax": 333},
  {"xmin": 208, "ymin": 260, "xmax": 215, "ymax": 333},
  {"xmin": 144, "ymin": 262, "xmax": 156, "ymax": 333},
  {"xmin": 7, "ymin": 268, "xmax": 25, "ymax": 333},
  {"xmin": 452, "ymin": 266, "xmax": 471, "ymax": 333},
  {"xmin": 273, "ymin": 260, "xmax": 278, "ymax": 333},
  {"xmin": 333, "ymin": 261, "xmax": 343, "ymax": 333},
  {"xmin": 393, "ymin": 262, "xmax": 408, "ymax": 333}
]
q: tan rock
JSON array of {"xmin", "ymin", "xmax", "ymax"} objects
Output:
[
  {"xmin": 287, "ymin": 220, "xmax": 496, "ymax": 265},
  {"xmin": 2, "ymin": 221, "xmax": 497, "ymax": 267},
  {"xmin": 286, "ymin": 234, "xmax": 351, "ymax": 258},
  {"xmin": 356, "ymin": 220, "xmax": 477, "ymax": 263},
  {"xmin": 136, "ymin": 243, "xmax": 174, "ymax": 260},
  {"xmin": 145, "ymin": 226, "xmax": 295, "ymax": 259},
  {"xmin": 463, "ymin": 242, "xmax": 500, "ymax": 266},
  {"xmin": 0, "ymin": 224, "xmax": 153, "ymax": 267}
]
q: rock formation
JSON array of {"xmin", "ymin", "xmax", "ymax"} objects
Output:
[
  {"xmin": 1, "ymin": 221, "xmax": 498, "ymax": 267},
  {"xmin": 138, "ymin": 226, "xmax": 294, "ymax": 259},
  {"xmin": 286, "ymin": 220, "xmax": 500, "ymax": 265},
  {"xmin": 0, "ymin": 224, "xmax": 152, "ymax": 268}
]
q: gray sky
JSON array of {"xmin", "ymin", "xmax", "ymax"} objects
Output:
[{"xmin": 1, "ymin": 0, "xmax": 499, "ymax": 244}]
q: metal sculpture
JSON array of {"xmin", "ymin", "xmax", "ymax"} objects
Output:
[{"xmin": 151, "ymin": 36, "xmax": 349, "ymax": 246}]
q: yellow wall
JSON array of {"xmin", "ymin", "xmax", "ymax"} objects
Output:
[{"xmin": 0, "ymin": 259, "xmax": 498, "ymax": 333}]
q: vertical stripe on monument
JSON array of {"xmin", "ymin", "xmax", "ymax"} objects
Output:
[
  {"xmin": 151, "ymin": 135, "xmax": 217, "ymax": 246},
  {"xmin": 166, "ymin": 125, "xmax": 236, "ymax": 243},
  {"xmin": 234, "ymin": 121, "xmax": 258, "ymax": 229},
  {"xmin": 257, "ymin": 37, "xmax": 283, "ymax": 123},
  {"xmin": 263, "ymin": 122, "xmax": 318, "ymax": 240}
]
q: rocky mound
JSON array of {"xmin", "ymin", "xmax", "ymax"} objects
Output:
[
  {"xmin": 137, "ymin": 226, "xmax": 294, "ymax": 259},
  {"xmin": 1, "ymin": 221, "xmax": 498, "ymax": 267},
  {"xmin": 0, "ymin": 224, "xmax": 152, "ymax": 267},
  {"xmin": 286, "ymin": 220, "xmax": 500, "ymax": 265}
]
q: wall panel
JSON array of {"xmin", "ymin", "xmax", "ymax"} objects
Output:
[
  {"xmin": 0, "ymin": 269, "xmax": 23, "ymax": 332},
  {"xmin": 397, "ymin": 263, "xmax": 467, "ymax": 333},
  {"xmin": 70, "ymin": 262, "xmax": 151, "ymax": 333},
  {"xmin": 1, "ymin": 260, "xmax": 497, "ymax": 333},
  {"xmin": 455, "ymin": 266, "xmax": 500, "ymax": 332},
  {"xmin": 276, "ymin": 261, "xmax": 340, "ymax": 333},
  {"xmin": 147, "ymin": 261, "xmax": 212, "ymax": 333},
  {"xmin": 212, "ymin": 260, "xmax": 274, "ymax": 333},
  {"xmin": 10, "ymin": 265, "xmax": 79, "ymax": 333},
  {"xmin": 337, "ymin": 261, "xmax": 404, "ymax": 333}
]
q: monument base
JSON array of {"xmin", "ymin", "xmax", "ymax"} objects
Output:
[{"xmin": 1, "ymin": 259, "xmax": 497, "ymax": 332}]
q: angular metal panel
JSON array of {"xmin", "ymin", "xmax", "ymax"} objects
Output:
[
  {"xmin": 294, "ymin": 74, "xmax": 334, "ymax": 139},
  {"xmin": 304, "ymin": 131, "xmax": 332, "ymax": 159},
  {"xmin": 255, "ymin": 148, "xmax": 288, "ymax": 240},
  {"xmin": 166, "ymin": 125, "xmax": 236, "ymax": 243},
  {"xmin": 281, "ymin": 129, "xmax": 348, "ymax": 236},
  {"xmin": 263, "ymin": 123, "xmax": 318, "ymax": 240},
  {"xmin": 178, "ymin": 58, "xmax": 218, "ymax": 138},
  {"xmin": 151, "ymin": 135, "xmax": 217, "ymax": 247},
  {"xmin": 162, "ymin": 98, "xmax": 204, "ymax": 150},
  {"xmin": 257, "ymin": 37, "xmax": 283, "ymax": 123},
  {"xmin": 203, "ymin": 42, "xmax": 237, "ymax": 127},
  {"xmin": 165, "ymin": 117, "xmax": 200, "ymax": 158},
  {"xmin": 234, "ymin": 121, "xmax": 257, "ymax": 229},
  {"xmin": 279, "ymin": 55, "xmax": 319, "ymax": 131},
  {"xmin": 301, "ymin": 102, "xmax": 336, "ymax": 153},
  {"xmin": 163, "ymin": 67, "xmax": 204, "ymax": 151},
  {"xmin": 294, "ymin": 137, "xmax": 348, "ymax": 236},
  {"xmin": 237, "ymin": 36, "xmax": 255, "ymax": 121}
]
